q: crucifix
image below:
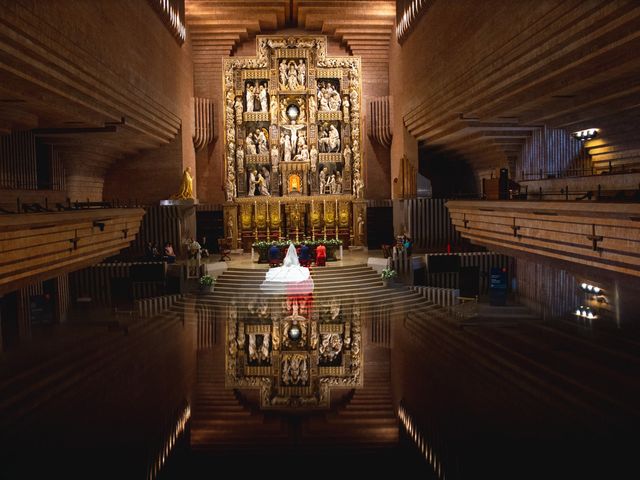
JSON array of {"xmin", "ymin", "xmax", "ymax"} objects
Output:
[
  {"xmin": 511, "ymin": 217, "xmax": 521, "ymax": 238},
  {"xmin": 281, "ymin": 122, "xmax": 306, "ymax": 157},
  {"xmin": 586, "ymin": 224, "xmax": 603, "ymax": 251},
  {"xmin": 70, "ymin": 229, "xmax": 79, "ymax": 250}
]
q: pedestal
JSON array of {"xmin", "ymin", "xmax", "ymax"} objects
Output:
[{"xmin": 159, "ymin": 198, "xmax": 198, "ymax": 256}]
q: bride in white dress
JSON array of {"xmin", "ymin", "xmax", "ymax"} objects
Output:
[{"xmin": 260, "ymin": 243, "xmax": 314, "ymax": 294}]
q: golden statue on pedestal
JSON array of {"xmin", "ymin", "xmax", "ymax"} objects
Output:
[{"xmin": 171, "ymin": 166, "xmax": 194, "ymax": 200}]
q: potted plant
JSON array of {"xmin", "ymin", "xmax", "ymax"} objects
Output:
[
  {"xmin": 199, "ymin": 274, "xmax": 215, "ymax": 292},
  {"xmin": 381, "ymin": 268, "xmax": 397, "ymax": 287}
]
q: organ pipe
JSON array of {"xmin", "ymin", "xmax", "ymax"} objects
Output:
[{"xmin": 192, "ymin": 97, "xmax": 215, "ymax": 152}]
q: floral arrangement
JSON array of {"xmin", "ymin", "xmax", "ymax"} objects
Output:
[
  {"xmin": 199, "ymin": 274, "xmax": 215, "ymax": 287},
  {"xmin": 381, "ymin": 268, "xmax": 397, "ymax": 280},
  {"xmin": 252, "ymin": 239, "xmax": 343, "ymax": 249}
]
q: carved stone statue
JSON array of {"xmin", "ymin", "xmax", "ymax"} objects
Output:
[
  {"xmin": 248, "ymin": 169, "xmax": 258, "ymax": 196},
  {"xmin": 342, "ymin": 144, "xmax": 352, "ymax": 170},
  {"xmin": 246, "ymin": 84, "xmax": 255, "ymax": 113},
  {"xmin": 297, "ymin": 59, "xmax": 306, "ymax": 87},
  {"xmin": 310, "ymin": 145, "xmax": 318, "ymax": 172},
  {"xmin": 256, "ymin": 128, "xmax": 269, "ymax": 154},
  {"xmin": 270, "ymin": 95, "xmax": 278, "ymax": 123},
  {"xmin": 300, "ymin": 144, "xmax": 309, "ymax": 162},
  {"xmin": 225, "ymin": 172, "xmax": 236, "ymax": 202},
  {"xmin": 236, "ymin": 147, "xmax": 244, "ymax": 172},
  {"xmin": 279, "ymin": 60, "xmax": 288, "ymax": 87},
  {"xmin": 281, "ymin": 133, "xmax": 292, "ymax": 162},
  {"xmin": 319, "ymin": 166, "xmax": 328, "ymax": 194},
  {"xmin": 328, "ymin": 124, "xmax": 340, "ymax": 152},
  {"xmin": 308, "ymin": 95, "xmax": 316, "ymax": 123},
  {"xmin": 333, "ymin": 170, "xmax": 343, "ymax": 194},
  {"xmin": 357, "ymin": 212, "xmax": 364, "ymax": 243},
  {"xmin": 270, "ymin": 144, "xmax": 279, "ymax": 169},
  {"xmin": 227, "ymin": 216, "xmax": 234, "ymax": 238},
  {"xmin": 287, "ymin": 61, "xmax": 299, "ymax": 90},
  {"xmin": 326, "ymin": 174, "xmax": 335, "ymax": 194},
  {"xmin": 234, "ymin": 96, "xmax": 243, "ymax": 125},
  {"xmin": 281, "ymin": 122, "xmax": 306, "ymax": 157},
  {"xmin": 245, "ymin": 132, "xmax": 256, "ymax": 155},
  {"xmin": 261, "ymin": 166, "xmax": 271, "ymax": 191},
  {"xmin": 258, "ymin": 83, "xmax": 268, "ymax": 112},
  {"xmin": 342, "ymin": 96, "xmax": 350, "ymax": 123},
  {"xmin": 353, "ymin": 172, "xmax": 364, "ymax": 199},
  {"xmin": 257, "ymin": 172, "xmax": 270, "ymax": 196}
]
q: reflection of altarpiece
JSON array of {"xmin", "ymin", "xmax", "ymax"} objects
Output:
[{"xmin": 225, "ymin": 295, "xmax": 362, "ymax": 409}]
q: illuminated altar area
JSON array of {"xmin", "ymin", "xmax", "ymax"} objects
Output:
[{"xmin": 222, "ymin": 35, "xmax": 367, "ymax": 251}]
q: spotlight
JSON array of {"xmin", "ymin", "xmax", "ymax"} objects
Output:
[
  {"xmin": 593, "ymin": 287, "xmax": 601, "ymax": 294},
  {"xmin": 572, "ymin": 128, "xmax": 599, "ymax": 141},
  {"xmin": 575, "ymin": 309, "xmax": 581, "ymax": 316},
  {"xmin": 587, "ymin": 285, "xmax": 593, "ymax": 291},
  {"xmin": 587, "ymin": 312, "xmax": 594, "ymax": 319},
  {"xmin": 581, "ymin": 283, "xmax": 587, "ymax": 289}
]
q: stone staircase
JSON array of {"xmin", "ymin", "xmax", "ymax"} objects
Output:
[
  {"xmin": 189, "ymin": 264, "xmax": 415, "ymax": 463},
  {"xmin": 207, "ymin": 264, "xmax": 437, "ymax": 317},
  {"xmin": 190, "ymin": 348, "xmax": 290, "ymax": 453},
  {"xmin": 300, "ymin": 346, "xmax": 398, "ymax": 452}
]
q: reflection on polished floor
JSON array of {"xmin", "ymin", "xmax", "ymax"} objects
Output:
[
  {"xmin": 0, "ymin": 260, "xmax": 432, "ymax": 478},
  {"xmin": 2, "ymin": 258, "xmax": 639, "ymax": 478}
]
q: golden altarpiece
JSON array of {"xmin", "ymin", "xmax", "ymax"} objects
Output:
[
  {"xmin": 220, "ymin": 37, "xmax": 366, "ymax": 408},
  {"xmin": 222, "ymin": 35, "xmax": 366, "ymax": 251}
]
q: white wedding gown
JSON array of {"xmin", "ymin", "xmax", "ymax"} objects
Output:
[{"xmin": 260, "ymin": 243, "xmax": 314, "ymax": 294}]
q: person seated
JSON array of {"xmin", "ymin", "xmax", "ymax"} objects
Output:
[
  {"xmin": 144, "ymin": 241, "xmax": 155, "ymax": 260},
  {"xmin": 315, "ymin": 243, "xmax": 327, "ymax": 267},
  {"xmin": 200, "ymin": 236, "xmax": 210, "ymax": 258},
  {"xmin": 163, "ymin": 242, "xmax": 176, "ymax": 264},
  {"xmin": 403, "ymin": 236, "xmax": 412, "ymax": 256},
  {"xmin": 268, "ymin": 242, "xmax": 281, "ymax": 267},
  {"xmin": 298, "ymin": 244, "xmax": 311, "ymax": 267}
]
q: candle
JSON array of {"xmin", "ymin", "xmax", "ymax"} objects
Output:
[{"xmin": 335, "ymin": 199, "xmax": 339, "ymax": 239}]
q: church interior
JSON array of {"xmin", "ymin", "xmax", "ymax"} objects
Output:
[{"xmin": 1, "ymin": 0, "xmax": 640, "ymax": 477}]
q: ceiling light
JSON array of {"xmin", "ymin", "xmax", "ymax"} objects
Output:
[{"xmin": 572, "ymin": 128, "xmax": 599, "ymax": 141}]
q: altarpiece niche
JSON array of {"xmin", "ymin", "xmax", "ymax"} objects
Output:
[{"xmin": 222, "ymin": 36, "xmax": 367, "ymax": 250}]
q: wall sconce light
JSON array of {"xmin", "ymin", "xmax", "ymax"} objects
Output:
[
  {"xmin": 574, "ymin": 306, "xmax": 597, "ymax": 319},
  {"xmin": 572, "ymin": 128, "xmax": 599, "ymax": 141},
  {"xmin": 580, "ymin": 282, "xmax": 602, "ymax": 294}
]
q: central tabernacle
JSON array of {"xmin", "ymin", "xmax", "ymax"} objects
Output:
[{"xmin": 222, "ymin": 36, "xmax": 367, "ymax": 251}]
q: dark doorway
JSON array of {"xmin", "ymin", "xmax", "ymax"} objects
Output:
[
  {"xmin": 197, "ymin": 210, "xmax": 224, "ymax": 254},
  {"xmin": 1, "ymin": 292, "xmax": 19, "ymax": 350},
  {"xmin": 366, "ymin": 207, "xmax": 394, "ymax": 249},
  {"xmin": 35, "ymin": 139, "xmax": 53, "ymax": 190},
  {"xmin": 459, "ymin": 266, "xmax": 480, "ymax": 297},
  {"xmin": 419, "ymin": 143, "xmax": 477, "ymax": 198},
  {"xmin": 30, "ymin": 279, "xmax": 56, "ymax": 325}
]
